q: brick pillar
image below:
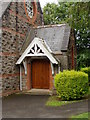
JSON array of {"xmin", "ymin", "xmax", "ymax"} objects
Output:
[{"xmin": 27, "ymin": 63, "xmax": 31, "ymax": 90}]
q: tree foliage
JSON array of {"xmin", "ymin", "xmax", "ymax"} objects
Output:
[
  {"xmin": 43, "ymin": 2, "xmax": 90, "ymax": 69},
  {"xmin": 77, "ymin": 49, "xmax": 90, "ymax": 69},
  {"xmin": 67, "ymin": 2, "xmax": 90, "ymax": 50}
]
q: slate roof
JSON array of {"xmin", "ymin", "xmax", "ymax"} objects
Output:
[
  {"xmin": 20, "ymin": 24, "xmax": 71, "ymax": 54},
  {"xmin": 34, "ymin": 24, "xmax": 71, "ymax": 52}
]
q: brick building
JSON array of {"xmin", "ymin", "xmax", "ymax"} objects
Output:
[{"xmin": 0, "ymin": 0, "xmax": 76, "ymax": 96}]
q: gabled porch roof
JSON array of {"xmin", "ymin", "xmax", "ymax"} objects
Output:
[{"xmin": 16, "ymin": 37, "xmax": 58, "ymax": 65}]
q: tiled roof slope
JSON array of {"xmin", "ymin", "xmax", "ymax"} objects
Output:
[
  {"xmin": 35, "ymin": 24, "xmax": 71, "ymax": 52},
  {"xmin": 21, "ymin": 24, "xmax": 71, "ymax": 54}
]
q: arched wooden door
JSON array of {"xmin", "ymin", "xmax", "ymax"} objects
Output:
[{"xmin": 32, "ymin": 59, "xmax": 50, "ymax": 89}]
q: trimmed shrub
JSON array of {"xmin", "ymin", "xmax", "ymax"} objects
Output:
[
  {"xmin": 55, "ymin": 70, "xmax": 89, "ymax": 100},
  {"xmin": 81, "ymin": 67, "xmax": 90, "ymax": 84}
]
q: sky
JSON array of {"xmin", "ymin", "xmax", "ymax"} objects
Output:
[{"xmin": 39, "ymin": 0, "xmax": 58, "ymax": 8}]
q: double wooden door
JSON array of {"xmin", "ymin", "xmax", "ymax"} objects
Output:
[{"xmin": 32, "ymin": 59, "xmax": 49, "ymax": 89}]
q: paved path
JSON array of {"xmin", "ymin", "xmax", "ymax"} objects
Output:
[{"xmin": 2, "ymin": 94, "xmax": 89, "ymax": 118}]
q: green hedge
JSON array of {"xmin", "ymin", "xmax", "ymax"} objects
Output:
[
  {"xmin": 81, "ymin": 67, "xmax": 90, "ymax": 83},
  {"xmin": 55, "ymin": 70, "xmax": 89, "ymax": 100}
]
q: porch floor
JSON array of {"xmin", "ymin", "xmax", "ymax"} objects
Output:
[{"xmin": 17, "ymin": 89, "xmax": 52, "ymax": 95}]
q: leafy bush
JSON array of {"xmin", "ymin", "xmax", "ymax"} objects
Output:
[
  {"xmin": 81, "ymin": 67, "xmax": 90, "ymax": 74},
  {"xmin": 55, "ymin": 70, "xmax": 89, "ymax": 100},
  {"xmin": 81, "ymin": 67, "xmax": 90, "ymax": 84}
]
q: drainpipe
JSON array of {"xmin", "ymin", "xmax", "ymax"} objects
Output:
[{"xmin": 20, "ymin": 65, "xmax": 22, "ymax": 91}]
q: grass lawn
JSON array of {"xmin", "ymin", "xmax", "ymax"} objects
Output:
[
  {"xmin": 46, "ymin": 96, "xmax": 82, "ymax": 107},
  {"xmin": 71, "ymin": 112, "xmax": 90, "ymax": 119}
]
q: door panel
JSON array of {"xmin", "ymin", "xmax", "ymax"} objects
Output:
[{"xmin": 32, "ymin": 59, "xmax": 49, "ymax": 89}]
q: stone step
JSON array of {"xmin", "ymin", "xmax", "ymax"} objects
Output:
[{"xmin": 17, "ymin": 89, "xmax": 53, "ymax": 95}]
